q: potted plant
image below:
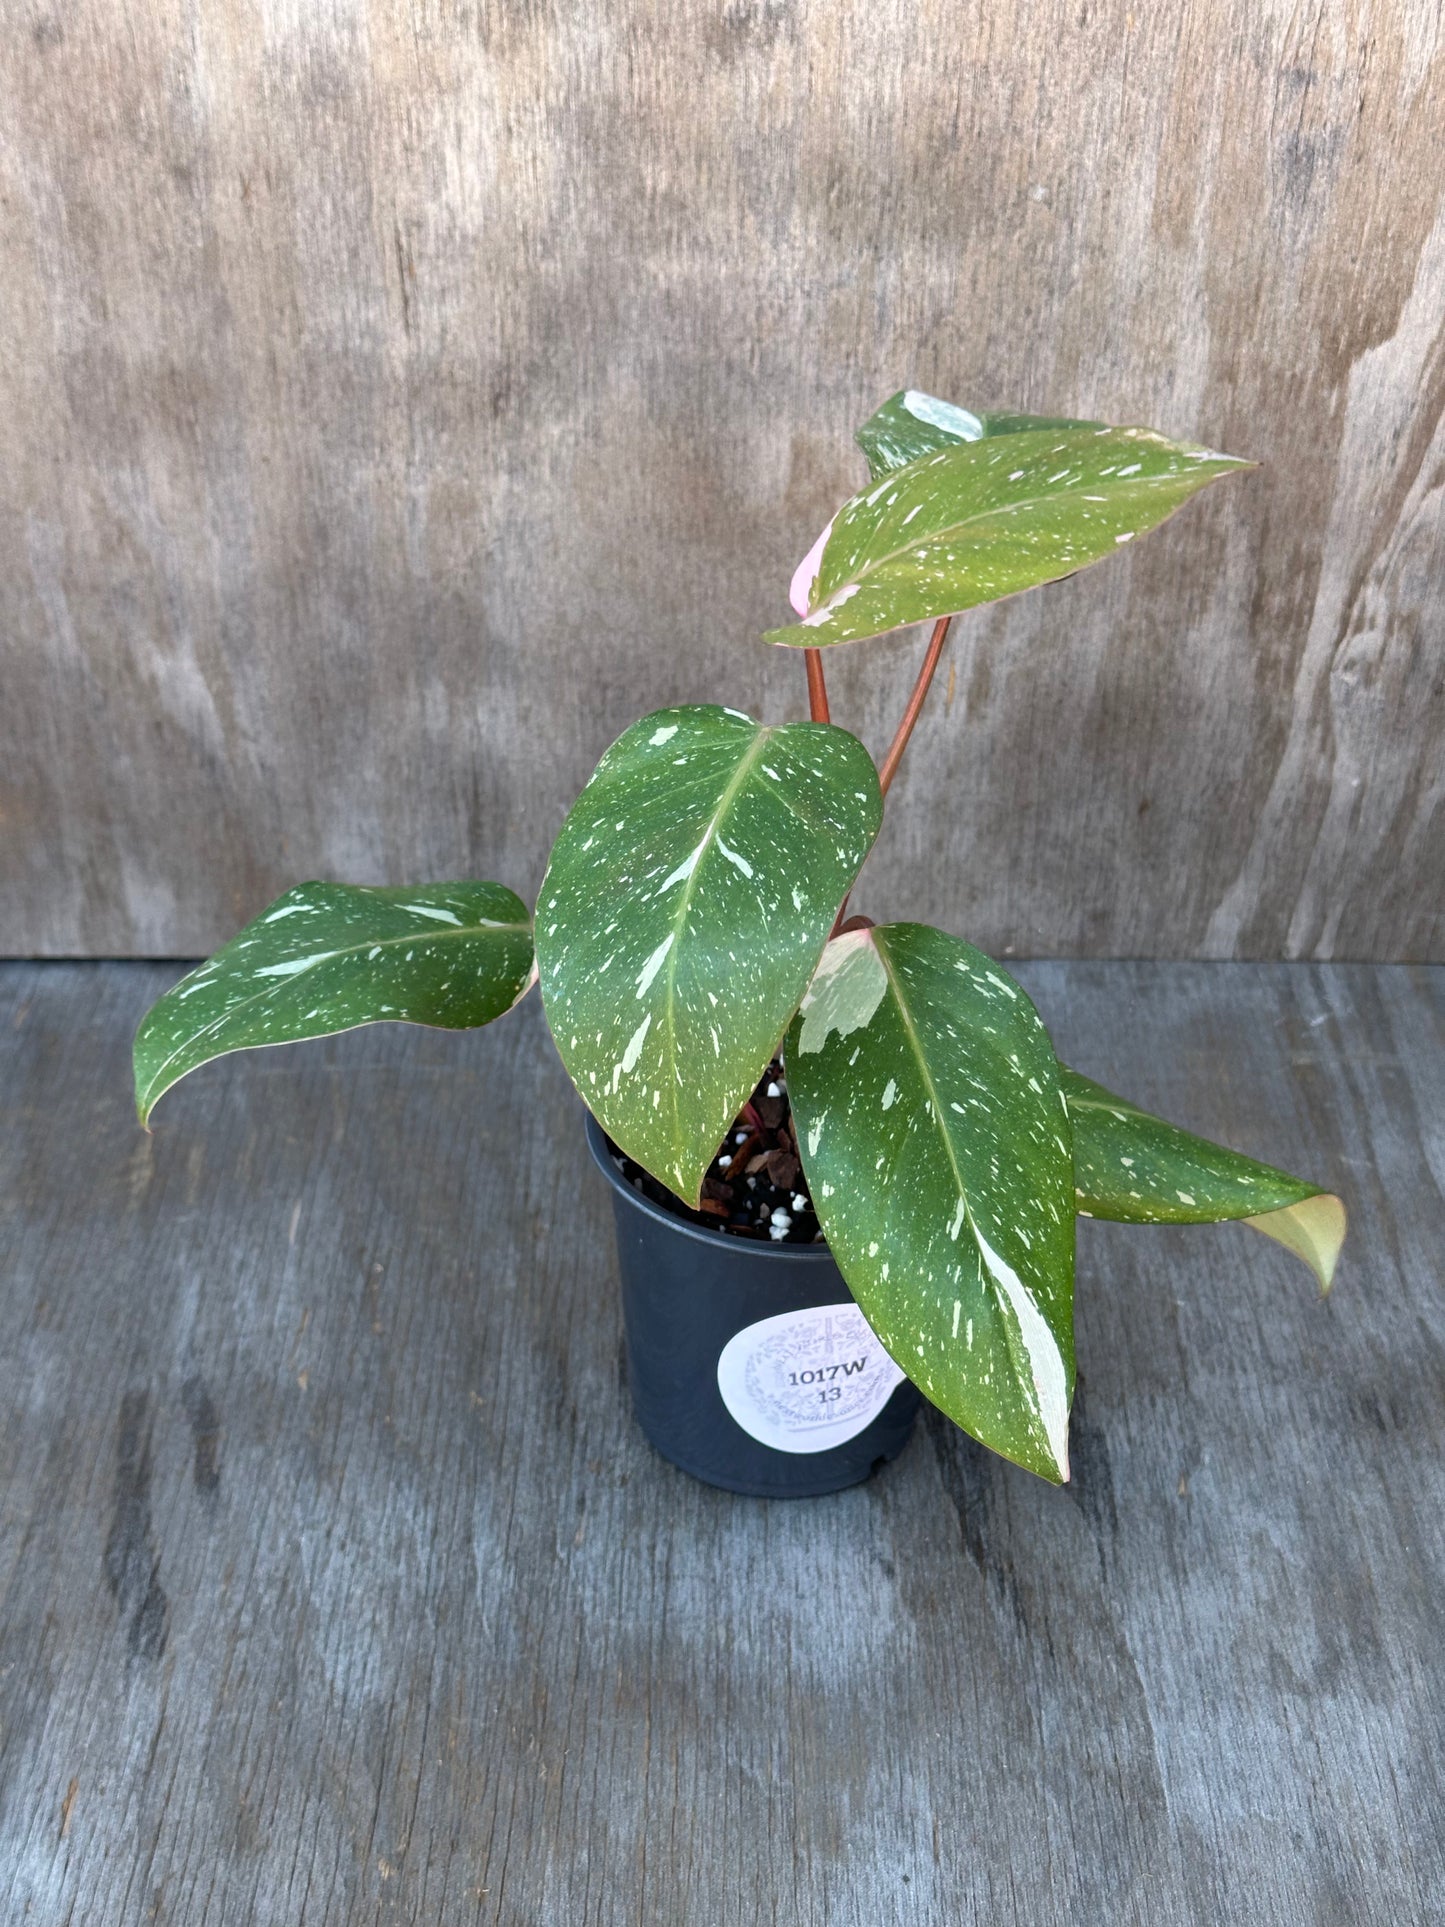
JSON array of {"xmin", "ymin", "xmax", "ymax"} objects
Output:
[{"xmin": 134, "ymin": 389, "xmax": 1345, "ymax": 1498}]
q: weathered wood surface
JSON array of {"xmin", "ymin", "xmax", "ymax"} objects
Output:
[
  {"xmin": 2, "ymin": 3, "xmax": 1443, "ymax": 961},
  {"xmin": 0, "ymin": 960, "xmax": 1440, "ymax": 1924}
]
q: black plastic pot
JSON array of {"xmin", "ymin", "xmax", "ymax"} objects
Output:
[{"xmin": 585, "ymin": 1114, "xmax": 921, "ymax": 1497}]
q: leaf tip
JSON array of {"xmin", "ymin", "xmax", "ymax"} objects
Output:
[
  {"xmin": 1308, "ymin": 1192, "xmax": 1347, "ymax": 1295},
  {"xmin": 1245, "ymin": 1191, "xmax": 1346, "ymax": 1293},
  {"xmin": 669, "ymin": 1161, "xmax": 707, "ymax": 1214},
  {"xmin": 133, "ymin": 1057, "xmax": 155, "ymax": 1130},
  {"xmin": 1183, "ymin": 443, "xmax": 1258, "ymax": 475},
  {"xmin": 1042, "ymin": 1413, "xmax": 1072, "ymax": 1485}
]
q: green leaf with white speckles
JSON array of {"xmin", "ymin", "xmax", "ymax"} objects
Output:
[
  {"xmin": 766, "ymin": 424, "xmax": 1251, "ymax": 649},
  {"xmin": 134, "ymin": 881, "xmax": 534, "ymax": 1125},
  {"xmin": 1063, "ymin": 1068, "xmax": 1346, "ymax": 1291},
  {"xmin": 536, "ymin": 705, "xmax": 882, "ymax": 1205},
  {"xmin": 785, "ymin": 925, "xmax": 1075, "ymax": 1483},
  {"xmin": 855, "ymin": 388, "xmax": 1101, "ymax": 480}
]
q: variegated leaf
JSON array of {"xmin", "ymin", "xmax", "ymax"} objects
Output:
[
  {"xmin": 855, "ymin": 387, "xmax": 1101, "ymax": 480},
  {"xmin": 767, "ymin": 424, "xmax": 1251, "ymax": 650},
  {"xmin": 536, "ymin": 705, "xmax": 881, "ymax": 1204},
  {"xmin": 135, "ymin": 881, "xmax": 534, "ymax": 1125},
  {"xmin": 785, "ymin": 925, "xmax": 1075, "ymax": 1483},
  {"xmin": 1063, "ymin": 1068, "xmax": 1346, "ymax": 1291}
]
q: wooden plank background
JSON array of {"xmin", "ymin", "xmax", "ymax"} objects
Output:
[
  {"xmin": 1, "ymin": 959, "xmax": 1441, "ymax": 1922},
  {"xmin": 1, "ymin": 0, "xmax": 1442, "ymax": 960}
]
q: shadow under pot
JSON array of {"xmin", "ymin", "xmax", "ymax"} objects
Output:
[{"xmin": 585, "ymin": 1114, "xmax": 922, "ymax": 1497}]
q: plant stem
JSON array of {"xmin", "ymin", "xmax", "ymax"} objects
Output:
[
  {"xmin": 877, "ymin": 616, "xmax": 953, "ymax": 798},
  {"xmin": 804, "ymin": 648, "xmax": 831, "ymax": 724}
]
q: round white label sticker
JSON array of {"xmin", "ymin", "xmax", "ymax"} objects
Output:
[{"xmin": 716, "ymin": 1303, "xmax": 906, "ymax": 1454}]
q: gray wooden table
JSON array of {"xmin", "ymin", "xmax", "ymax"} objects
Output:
[{"xmin": 1, "ymin": 961, "xmax": 1440, "ymax": 1926}]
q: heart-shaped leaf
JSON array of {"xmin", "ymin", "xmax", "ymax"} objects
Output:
[
  {"xmin": 766, "ymin": 424, "xmax": 1251, "ymax": 649},
  {"xmin": 1063, "ymin": 1069, "xmax": 1346, "ymax": 1291},
  {"xmin": 536, "ymin": 705, "xmax": 882, "ymax": 1204},
  {"xmin": 135, "ymin": 881, "xmax": 535, "ymax": 1125},
  {"xmin": 785, "ymin": 925, "xmax": 1075, "ymax": 1483},
  {"xmin": 855, "ymin": 387, "xmax": 1101, "ymax": 480}
]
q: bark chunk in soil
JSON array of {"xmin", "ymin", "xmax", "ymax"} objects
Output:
[{"xmin": 605, "ymin": 1059, "xmax": 821, "ymax": 1244}]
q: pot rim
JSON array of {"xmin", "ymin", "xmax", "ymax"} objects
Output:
[{"xmin": 583, "ymin": 1110, "xmax": 839, "ymax": 1262}]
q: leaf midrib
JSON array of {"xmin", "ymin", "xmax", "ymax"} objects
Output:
[
  {"xmin": 1063, "ymin": 1080, "xmax": 1319, "ymax": 1210},
  {"xmin": 140, "ymin": 918, "xmax": 532, "ymax": 1106},
  {"xmin": 657, "ymin": 726, "xmax": 772, "ymax": 1181},
  {"xmin": 873, "ymin": 933, "xmax": 1061, "ymax": 1448},
  {"xmin": 818, "ymin": 446, "xmax": 1203, "ymax": 606},
  {"xmin": 873, "ymin": 932, "xmax": 973, "ymax": 1231}
]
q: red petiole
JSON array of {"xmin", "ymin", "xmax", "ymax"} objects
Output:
[{"xmin": 803, "ymin": 614, "xmax": 956, "ymax": 937}]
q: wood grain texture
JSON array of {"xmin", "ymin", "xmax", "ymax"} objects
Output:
[
  {"xmin": 0, "ymin": 960, "xmax": 1441, "ymax": 1924},
  {"xmin": 1, "ymin": 2, "xmax": 1443, "ymax": 959}
]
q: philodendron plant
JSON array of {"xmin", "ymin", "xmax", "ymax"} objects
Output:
[{"xmin": 134, "ymin": 389, "xmax": 1345, "ymax": 1484}]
